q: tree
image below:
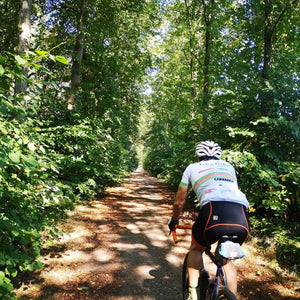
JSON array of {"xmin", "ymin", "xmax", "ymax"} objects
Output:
[
  {"xmin": 68, "ymin": 0, "xmax": 88, "ymax": 110},
  {"xmin": 260, "ymin": 0, "xmax": 299, "ymax": 117},
  {"xmin": 0, "ymin": 1, "xmax": 161, "ymax": 296},
  {"xmin": 14, "ymin": 0, "xmax": 32, "ymax": 95},
  {"xmin": 143, "ymin": 0, "xmax": 299, "ymax": 219},
  {"xmin": 0, "ymin": 0, "xmax": 19, "ymax": 52},
  {"xmin": 201, "ymin": 0, "xmax": 215, "ymax": 118}
]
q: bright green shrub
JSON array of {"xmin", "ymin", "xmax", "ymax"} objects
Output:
[
  {"xmin": 0, "ymin": 52, "xmax": 139, "ymax": 298},
  {"xmin": 40, "ymin": 117, "xmax": 138, "ymax": 198}
]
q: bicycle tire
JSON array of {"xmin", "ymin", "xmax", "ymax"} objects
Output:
[
  {"xmin": 182, "ymin": 252, "xmax": 189, "ymax": 300},
  {"xmin": 199, "ymin": 269, "xmax": 209, "ymax": 300},
  {"xmin": 217, "ymin": 288, "xmax": 238, "ymax": 300},
  {"xmin": 206, "ymin": 281, "xmax": 216, "ymax": 300}
]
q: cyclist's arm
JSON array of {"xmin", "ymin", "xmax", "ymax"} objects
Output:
[{"xmin": 172, "ymin": 184, "xmax": 189, "ymax": 221}]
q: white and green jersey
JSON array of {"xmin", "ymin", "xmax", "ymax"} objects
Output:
[{"xmin": 180, "ymin": 159, "xmax": 249, "ymax": 208}]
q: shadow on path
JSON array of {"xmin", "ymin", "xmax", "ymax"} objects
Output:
[{"xmin": 15, "ymin": 168, "xmax": 190, "ymax": 299}]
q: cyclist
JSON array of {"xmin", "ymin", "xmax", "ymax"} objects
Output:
[{"xmin": 168, "ymin": 141, "xmax": 249, "ymax": 300}]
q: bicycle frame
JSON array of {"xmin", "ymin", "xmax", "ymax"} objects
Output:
[{"xmin": 205, "ymin": 247, "xmax": 228, "ymax": 299}]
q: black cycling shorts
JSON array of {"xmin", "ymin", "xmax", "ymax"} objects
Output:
[{"xmin": 192, "ymin": 201, "xmax": 249, "ymax": 249}]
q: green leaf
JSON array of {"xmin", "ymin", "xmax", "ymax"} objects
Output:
[
  {"xmin": 15, "ymin": 55, "xmax": 27, "ymax": 65},
  {"xmin": 36, "ymin": 261, "xmax": 43, "ymax": 269},
  {"xmin": 35, "ymin": 50, "xmax": 48, "ymax": 56},
  {"xmin": 0, "ymin": 55, "xmax": 6, "ymax": 63},
  {"xmin": 0, "ymin": 271, "xmax": 4, "ymax": 280},
  {"xmin": 0, "ymin": 65, "xmax": 4, "ymax": 76},
  {"xmin": 27, "ymin": 142, "xmax": 36, "ymax": 151},
  {"xmin": 8, "ymin": 151, "xmax": 21, "ymax": 163},
  {"xmin": 265, "ymin": 81, "xmax": 274, "ymax": 90},
  {"xmin": 23, "ymin": 155, "xmax": 38, "ymax": 167},
  {"xmin": 0, "ymin": 80, "xmax": 10, "ymax": 91},
  {"xmin": 5, "ymin": 266, "xmax": 18, "ymax": 278},
  {"xmin": 32, "ymin": 62, "xmax": 42, "ymax": 71},
  {"xmin": 55, "ymin": 56, "xmax": 68, "ymax": 65},
  {"xmin": 27, "ymin": 261, "xmax": 43, "ymax": 271},
  {"xmin": 0, "ymin": 158, "xmax": 5, "ymax": 169},
  {"xmin": 11, "ymin": 230, "xmax": 19, "ymax": 237}
]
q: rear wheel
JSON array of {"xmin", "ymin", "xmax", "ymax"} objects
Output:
[
  {"xmin": 199, "ymin": 269, "xmax": 209, "ymax": 300},
  {"xmin": 207, "ymin": 281, "xmax": 216, "ymax": 300},
  {"xmin": 182, "ymin": 252, "xmax": 189, "ymax": 300},
  {"xmin": 217, "ymin": 288, "xmax": 238, "ymax": 300}
]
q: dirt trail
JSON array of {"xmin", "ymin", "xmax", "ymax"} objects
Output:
[{"xmin": 15, "ymin": 168, "xmax": 299, "ymax": 299}]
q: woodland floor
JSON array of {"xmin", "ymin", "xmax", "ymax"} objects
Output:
[{"xmin": 14, "ymin": 168, "xmax": 300, "ymax": 299}]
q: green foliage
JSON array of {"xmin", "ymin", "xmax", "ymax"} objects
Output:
[
  {"xmin": 143, "ymin": 0, "xmax": 299, "ymax": 272},
  {"xmin": 41, "ymin": 117, "xmax": 138, "ymax": 199},
  {"xmin": 0, "ymin": 0, "xmax": 157, "ymax": 297},
  {"xmin": 0, "ymin": 58, "xmax": 65, "ymax": 297},
  {"xmin": 143, "ymin": 147, "xmax": 171, "ymax": 178},
  {"xmin": 223, "ymin": 150, "xmax": 289, "ymax": 216},
  {"xmin": 0, "ymin": 50, "xmax": 139, "ymax": 297},
  {"xmin": 250, "ymin": 217, "xmax": 300, "ymax": 273},
  {"xmin": 0, "ymin": 0, "xmax": 298, "ymax": 293}
]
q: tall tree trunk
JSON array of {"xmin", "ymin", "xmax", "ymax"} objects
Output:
[
  {"xmin": 262, "ymin": 1, "xmax": 272, "ymax": 81},
  {"xmin": 260, "ymin": 0, "xmax": 297, "ymax": 116},
  {"xmin": 201, "ymin": 0, "xmax": 214, "ymax": 120},
  {"xmin": 14, "ymin": 0, "xmax": 32, "ymax": 95},
  {"xmin": 184, "ymin": 0, "xmax": 197, "ymax": 105},
  {"xmin": 260, "ymin": 0, "xmax": 273, "ymax": 116},
  {"xmin": 67, "ymin": 0, "xmax": 89, "ymax": 111}
]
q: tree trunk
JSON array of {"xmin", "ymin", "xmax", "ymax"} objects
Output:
[
  {"xmin": 184, "ymin": 0, "xmax": 197, "ymax": 105},
  {"xmin": 260, "ymin": 0, "xmax": 297, "ymax": 116},
  {"xmin": 14, "ymin": 0, "xmax": 32, "ymax": 95},
  {"xmin": 67, "ymin": 0, "xmax": 89, "ymax": 111},
  {"xmin": 262, "ymin": 2, "xmax": 272, "ymax": 81},
  {"xmin": 201, "ymin": 0, "xmax": 214, "ymax": 120},
  {"xmin": 260, "ymin": 0, "xmax": 273, "ymax": 116}
]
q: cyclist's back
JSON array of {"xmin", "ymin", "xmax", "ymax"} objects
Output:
[{"xmin": 180, "ymin": 159, "xmax": 249, "ymax": 208}]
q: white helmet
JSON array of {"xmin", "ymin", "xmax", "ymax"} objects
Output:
[{"xmin": 195, "ymin": 141, "xmax": 222, "ymax": 159}]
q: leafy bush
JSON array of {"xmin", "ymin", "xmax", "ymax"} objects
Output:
[
  {"xmin": 0, "ymin": 113, "xmax": 62, "ymax": 299},
  {"xmin": 222, "ymin": 150, "xmax": 287, "ymax": 215},
  {"xmin": 143, "ymin": 147, "xmax": 171, "ymax": 177},
  {"xmin": 40, "ymin": 117, "xmax": 138, "ymax": 199},
  {"xmin": 250, "ymin": 217, "xmax": 300, "ymax": 273},
  {"xmin": 0, "ymin": 52, "xmax": 139, "ymax": 298}
]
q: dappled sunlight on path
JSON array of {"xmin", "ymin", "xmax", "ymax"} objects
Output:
[
  {"xmin": 14, "ymin": 168, "xmax": 190, "ymax": 299},
  {"xmin": 14, "ymin": 168, "xmax": 300, "ymax": 300}
]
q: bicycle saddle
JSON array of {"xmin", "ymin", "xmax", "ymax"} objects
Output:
[{"xmin": 218, "ymin": 236, "xmax": 245, "ymax": 260}]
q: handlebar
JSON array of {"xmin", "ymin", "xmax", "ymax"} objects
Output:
[{"xmin": 171, "ymin": 224, "xmax": 193, "ymax": 243}]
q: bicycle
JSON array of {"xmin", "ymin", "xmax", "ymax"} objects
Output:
[{"xmin": 172, "ymin": 224, "xmax": 245, "ymax": 300}]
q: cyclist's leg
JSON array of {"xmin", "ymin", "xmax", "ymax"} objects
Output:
[
  {"xmin": 188, "ymin": 204, "xmax": 210, "ymax": 289},
  {"xmin": 187, "ymin": 240, "xmax": 205, "ymax": 288},
  {"xmin": 205, "ymin": 202, "xmax": 249, "ymax": 297},
  {"xmin": 221, "ymin": 260, "xmax": 237, "ymax": 295}
]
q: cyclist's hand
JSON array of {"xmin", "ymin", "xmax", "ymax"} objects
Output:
[{"xmin": 168, "ymin": 217, "xmax": 179, "ymax": 234}]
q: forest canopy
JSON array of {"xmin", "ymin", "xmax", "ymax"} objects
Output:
[{"xmin": 0, "ymin": 0, "xmax": 299, "ymax": 298}]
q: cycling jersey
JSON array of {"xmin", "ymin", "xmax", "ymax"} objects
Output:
[{"xmin": 180, "ymin": 159, "xmax": 249, "ymax": 208}]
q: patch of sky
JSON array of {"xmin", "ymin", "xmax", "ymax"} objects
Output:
[
  {"xmin": 158, "ymin": 0, "xmax": 177, "ymax": 7},
  {"xmin": 42, "ymin": 0, "xmax": 77, "ymax": 33},
  {"xmin": 146, "ymin": 66, "xmax": 160, "ymax": 77}
]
